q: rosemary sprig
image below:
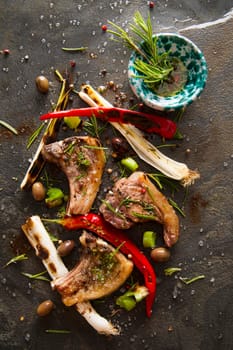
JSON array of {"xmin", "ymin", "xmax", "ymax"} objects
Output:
[
  {"xmin": 21, "ymin": 270, "xmax": 50, "ymax": 282},
  {"xmin": 62, "ymin": 47, "xmax": 88, "ymax": 52},
  {"xmin": 64, "ymin": 142, "xmax": 75, "ymax": 156},
  {"xmin": 4, "ymin": 253, "xmax": 28, "ymax": 267},
  {"xmin": 133, "ymin": 58, "xmax": 173, "ymax": 85},
  {"xmin": 101, "ymin": 199, "xmax": 126, "ymax": 220},
  {"xmin": 147, "ymin": 172, "xmax": 180, "ymax": 192},
  {"xmin": 132, "ymin": 212, "xmax": 158, "ymax": 221},
  {"xmin": 168, "ymin": 198, "xmax": 185, "ymax": 217},
  {"xmin": 83, "ymin": 116, "xmax": 106, "ymax": 138},
  {"xmin": 108, "ymin": 11, "xmax": 174, "ymax": 85},
  {"xmin": 107, "ymin": 21, "xmax": 146, "ymax": 59},
  {"xmin": 179, "ymin": 275, "xmax": 205, "ymax": 285},
  {"xmin": 27, "ymin": 122, "xmax": 45, "ymax": 149},
  {"xmin": 83, "ymin": 145, "xmax": 108, "ymax": 150},
  {"xmin": 45, "ymin": 329, "xmax": 71, "ymax": 334}
]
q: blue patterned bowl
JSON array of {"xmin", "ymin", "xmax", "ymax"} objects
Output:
[{"xmin": 128, "ymin": 33, "xmax": 208, "ymax": 111}]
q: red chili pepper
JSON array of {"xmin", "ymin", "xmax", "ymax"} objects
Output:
[
  {"xmin": 40, "ymin": 106, "xmax": 177, "ymax": 139},
  {"xmin": 55, "ymin": 213, "xmax": 156, "ymax": 317}
]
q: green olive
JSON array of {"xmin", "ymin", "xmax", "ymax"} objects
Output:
[
  {"xmin": 150, "ymin": 247, "xmax": 171, "ymax": 263},
  {"xmin": 57, "ymin": 240, "xmax": 75, "ymax": 257},
  {"xmin": 36, "ymin": 300, "xmax": 54, "ymax": 317},
  {"xmin": 32, "ymin": 182, "xmax": 46, "ymax": 201},
  {"xmin": 36, "ymin": 75, "xmax": 49, "ymax": 93}
]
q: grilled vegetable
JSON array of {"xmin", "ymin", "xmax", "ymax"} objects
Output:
[{"xmin": 20, "ymin": 70, "xmax": 70, "ymax": 190}]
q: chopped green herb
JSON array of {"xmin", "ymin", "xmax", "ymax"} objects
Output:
[
  {"xmin": 90, "ymin": 244, "xmax": 123, "ymax": 283},
  {"xmin": 75, "ymin": 173, "xmax": 85, "ymax": 181},
  {"xmin": 64, "ymin": 142, "xmax": 75, "ymax": 155},
  {"xmin": 4, "ymin": 253, "xmax": 28, "ymax": 267},
  {"xmin": 77, "ymin": 151, "xmax": 90, "ymax": 167},
  {"xmin": 0, "ymin": 120, "xmax": 18, "ymax": 135}
]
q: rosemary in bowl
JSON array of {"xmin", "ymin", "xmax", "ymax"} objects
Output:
[{"xmin": 108, "ymin": 11, "xmax": 208, "ymax": 111}]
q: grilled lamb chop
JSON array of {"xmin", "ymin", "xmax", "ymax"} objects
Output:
[
  {"xmin": 99, "ymin": 171, "xmax": 179, "ymax": 247},
  {"xmin": 52, "ymin": 231, "xmax": 134, "ymax": 306},
  {"xmin": 42, "ymin": 136, "xmax": 105, "ymax": 215},
  {"xmin": 22, "ymin": 215, "xmax": 120, "ymax": 335}
]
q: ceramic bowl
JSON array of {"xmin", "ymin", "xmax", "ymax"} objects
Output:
[{"xmin": 128, "ymin": 33, "xmax": 208, "ymax": 111}]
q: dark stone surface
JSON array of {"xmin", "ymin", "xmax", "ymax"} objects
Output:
[{"xmin": 0, "ymin": 1, "xmax": 233, "ymax": 349}]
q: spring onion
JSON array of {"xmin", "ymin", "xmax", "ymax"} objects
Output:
[
  {"xmin": 116, "ymin": 284, "xmax": 148, "ymax": 311},
  {"xmin": 78, "ymin": 84, "xmax": 200, "ymax": 186},
  {"xmin": 143, "ymin": 231, "xmax": 156, "ymax": 248},
  {"xmin": 45, "ymin": 187, "xmax": 65, "ymax": 208},
  {"xmin": 64, "ymin": 116, "xmax": 81, "ymax": 130},
  {"xmin": 120, "ymin": 157, "xmax": 139, "ymax": 172}
]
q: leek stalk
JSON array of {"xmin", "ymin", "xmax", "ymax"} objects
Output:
[{"xmin": 78, "ymin": 84, "xmax": 200, "ymax": 186}]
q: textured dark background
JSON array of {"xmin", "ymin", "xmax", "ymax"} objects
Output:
[{"xmin": 0, "ymin": 1, "xmax": 233, "ymax": 349}]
